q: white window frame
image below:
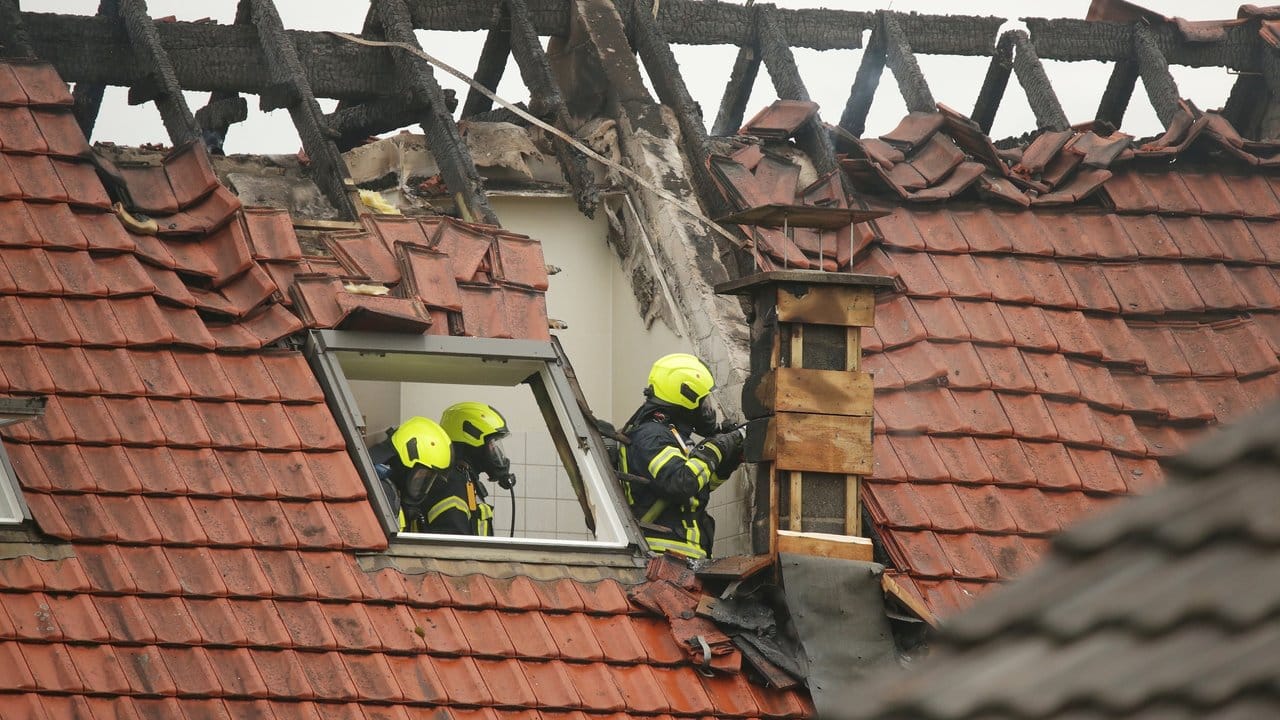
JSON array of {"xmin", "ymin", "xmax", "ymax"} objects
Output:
[
  {"xmin": 304, "ymin": 330, "xmax": 645, "ymax": 554},
  {"xmin": 0, "ymin": 397, "xmax": 43, "ymax": 525}
]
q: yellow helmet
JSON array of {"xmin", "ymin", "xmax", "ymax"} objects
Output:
[
  {"xmin": 390, "ymin": 416, "xmax": 452, "ymax": 470},
  {"xmin": 440, "ymin": 402, "xmax": 509, "ymax": 447},
  {"xmin": 647, "ymin": 353, "xmax": 714, "ymax": 410}
]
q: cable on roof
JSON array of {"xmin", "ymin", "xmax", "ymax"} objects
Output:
[{"xmin": 326, "ymin": 31, "xmax": 751, "ymax": 252}]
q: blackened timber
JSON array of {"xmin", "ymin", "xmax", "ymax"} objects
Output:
[
  {"xmin": 1005, "ymin": 30, "xmax": 1069, "ymax": 132},
  {"xmin": 69, "ymin": 0, "xmax": 118, "ymax": 140},
  {"xmin": 242, "ymin": 0, "xmax": 357, "ymax": 218},
  {"xmin": 198, "ymin": 1, "xmax": 250, "ymax": 154},
  {"xmin": 404, "ymin": 0, "xmax": 1006, "ymax": 55},
  {"xmin": 757, "ymin": 7, "xmax": 838, "ymax": 177},
  {"xmin": 839, "ymin": 23, "xmax": 886, "ymax": 138},
  {"xmin": 971, "ymin": 31, "xmax": 1013, "ymax": 134},
  {"xmin": 118, "ymin": 0, "xmax": 200, "ymax": 146},
  {"xmin": 630, "ymin": 0, "xmax": 730, "ymax": 222},
  {"xmin": 1024, "ymin": 16, "xmax": 1257, "ymax": 71},
  {"xmin": 325, "ymin": 97, "xmax": 425, "ymax": 150},
  {"xmin": 460, "ymin": 2, "xmax": 512, "ymax": 119},
  {"xmin": 23, "ymin": 12, "xmax": 400, "ymax": 100},
  {"xmin": 1132, "ymin": 22, "xmax": 1181, "ymax": 129},
  {"xmin": 881, "ymin": 12, "xmax": 934, "ymax": 114},
  {"xmin": 1096, "ymin": 59, "xmax": 1138, "ymax": 129},
  {"xmin": 506, "ymin": 0, "xmax": 599, "ymax": 217},
  {"xmin": 372, "ymin": 0, "xmax": 498, "ymax": 225},
  {"xmin": 713, "ymin": 44, "xmax": 762, "ymax": 136},
  {"xmin": 0, "ymin": 0, "xmax": 32, "ymax": 57}
]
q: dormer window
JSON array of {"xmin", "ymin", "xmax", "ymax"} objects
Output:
[{"xmin": 304, "ymin": 329, "xmax": 642, "ymax": 551}]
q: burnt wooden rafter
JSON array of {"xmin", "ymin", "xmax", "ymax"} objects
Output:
[
  {"xmin": 70, "ymin": 0, "xmax": 117, "ymax": 139},
  {"xmin": 370, "ymin": 0, "xmax": 498, "ymax": 225},
  {"xmin": 756, "ymin": 6, "xmax": 838, "ymax": 177},
  {"xmin": 118, "ymin": 0, "xmax": 200, "ymax": 146},
  {"xmin": 712, "ymin": 43, "xmax": 762, "ymax": 137},
  {"xmin": 971, "ymin": 29, "xmax": 1014, "ymax": 135},
  {"xmin": 460, "ymin": 1, "xmax": 512, "ymax": 119},
  {"xmin": 1095, "ymin": 59, "xmax": 1139, "ymax": 129},
  {"xmin": 0, "ymin": 0, "xmax": 32, "ymax": 57},
  {"xmin": 197, "ymin": 1, "xmax": 251, "ymax": 153},
  {"xmin": 839, "ymin": 21, "xmax": 886, "ymax": 139},
  {"xmin": 1133, "ymin": 22, "xmax": 1182, "ymax": 128},
  {"xmin": 880, "ymin": 11, "xmax": 934, "ymax": 114},
  {"xmin": 506, "ymin": 0, "xmax": 599, "ymax": 217},
  {"xmin": 629, "ymin": 0, "xmax": 729, "ymax": 221},
  {"xmin": 996, "ymin": 30, "xmax": 1069, "ymax": 133},
  {"xmin": 242, "ymin": 0, "xmax": 358, "ymax": 217}
]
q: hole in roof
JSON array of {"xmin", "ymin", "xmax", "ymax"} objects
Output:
[
  {"xmin": 413, "ymin": 29, "xmax": 528, "ymax": 123},
  {"xmin": 667, "ymin": 44, "xmax": 738, "ymax": 133}
]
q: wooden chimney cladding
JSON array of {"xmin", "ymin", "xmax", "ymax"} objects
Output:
[{"xmin": 719, "ymin": 270, "xmax": 892, "ymax": 562}]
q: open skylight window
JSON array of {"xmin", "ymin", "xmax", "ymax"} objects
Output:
[
  {"xmin": 0, "ymin": 397, "xmax": 42, "ymax": 525},
  {"xmin": 305, "ymin": 330, "xmax": 642, "ymax": 552}
]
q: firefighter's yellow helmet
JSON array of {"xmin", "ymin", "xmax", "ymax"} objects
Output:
[
  {"xmin": 390, "ymin": 416, "xmax": 452, "ymax": 470},
  {"xmin": 647, "ymin": 353, "xmax": 714, "ymax": 410},
  {"xmin": 440, "ymin": 402, "xmax": 509, "ymax": 447}
]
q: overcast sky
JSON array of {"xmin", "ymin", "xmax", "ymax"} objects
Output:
[{"xmin": 32, "ymin": 0, "xmax": 1235, "ymax": 153}]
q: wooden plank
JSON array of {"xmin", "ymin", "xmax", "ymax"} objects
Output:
[
  {"xmin": 716, "ymin": 202, "xmax": 890, "ymax": 230},
  {"xmin": 759, "ymin": 367, "xmax": 873, "ymax": 416},
  {"xmin": 788, "ymin": 322, "xmax": 804, "ymax": 369},
  {"xmin": 788, "ymin": 470, "xmax": 803, "ymax": 532},
  {"xmin": 777, "ymin": 284, "xmax": 874, "ymax": 326},
  {"xmin": 846, "ymin": 326, "xmax": 861, "ymax": 371},
  {"xmin": 771, "ymin": 413, "xmax": 873, "ymax": 475},
  {"xmin": 768, "ymin": 464, "xmax": 780, "ymax": 558},
  {"xmin": 777, "ymin": 529, "xmax": 873, "ymax": 562},
  {"xmin": 882, "ymin": 572, "xmax": 939, "ymax": 626},
  {"xmin": 845, "ymin": 476, "xmax": 860, "ymax": 535},
  {"xmin": 696, "ymin": 554, "xmax": 774, "ymax": 581}
]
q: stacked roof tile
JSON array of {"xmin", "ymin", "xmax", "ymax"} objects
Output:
[
  {"xmin": 0, "ymin": 60, "xmax": 811, "ymax": 718},
  {"xmin": 847, "ymin": 402, "xmax": 1280, "ymax": 719},
  {"xmin": 719, "ymin": 96, "xmax": 1280, "ymax": 620}
]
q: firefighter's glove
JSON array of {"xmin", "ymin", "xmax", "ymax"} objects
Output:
[
  {"xmin": 702, "ymin": 428, "xmax": 745, "ymax": 479},
  {"xmin": 494, "ymin": 472, "xmax": 517, "ymax": 491}
]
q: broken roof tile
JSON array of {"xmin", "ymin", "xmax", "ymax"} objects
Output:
[{"xmin": 740, "ymin": 99, "xmax": 819, "ymax": 138}]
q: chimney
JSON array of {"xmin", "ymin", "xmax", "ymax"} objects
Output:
[{"xmin": 717, "ymin": 269, "xmax": 891, "ymax": 560}]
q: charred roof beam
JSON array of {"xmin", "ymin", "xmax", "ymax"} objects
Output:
[
  {"xmin": 1095, "ymin": 59, "xmax": 1139, "ymax": 130},
  {"xmin": 460, "ymin": 2, "xmax": 511, "ymax": 119},
  {"xmin": 241, "ymin": 0, "xmax": 358, "ymax": 218},
  {"xmin": 196, "ymin": 1, "xmax": 252, "ymax": 154},
  {"xmin": 1133, "ymin": 22, "xmax": 1182, "ymax": 129},
  {"xmin": 973, "ymin": 30, "xmax": 1068, "ymax": 133},
  {"xmin": 370, "ymin": 0, "xmax": 498, "ymax": 225},
  {"xmin": 712, "ymin": 41, "xmax": 762, "ymax": 137},
  {"xmin": 838, "ymin": 19, "xmax": 886, "ymax": 139},
  {"xmin": 630, "ymin": 0, "xmax": 728, "ymax": 220},
  {"xmin": 0, "ymin": 0, "xmax": 32, "ymax": 57},
  {"xmin": 881, "ymin": 11, "xmax": 935, "ymax": 114},
  {"xmin": 117, "ymin": 0, "xmax": 201, "ymax": 146},
  {"xmin": 404, "ymin": 0, "xmax": 1008, "ymax": 55},
  {"xmin": 506, "ymin": 0, "xmax": 600, "ymax": 217},
  {"xmin": 69, "ymin": 0, "xmax": 117, "ymax": 140},
  {"xmin": 757, "ymin": 4, "xmax": 839, "ymax": 177}
]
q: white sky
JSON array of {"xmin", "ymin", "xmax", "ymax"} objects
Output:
[{"xmin": 30, "ymin": 0, "xmax": 1236, "ymax": 153}]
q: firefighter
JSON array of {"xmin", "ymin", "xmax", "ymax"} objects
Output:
[
  {"xmin": 435, "ymin": 401, "xmax": 518, "ymax": 536},
  {"xmin": 378, "ymin": 416, "xmax": 454, "ymax": 533},
  {"xmin": 617, "ymin": 353, "xmax": 744, "ymax": 559}
]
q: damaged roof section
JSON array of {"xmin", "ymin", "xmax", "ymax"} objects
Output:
[{"xmin": 0, "ymin": 57, "xmax": 815, "ymax": 718}]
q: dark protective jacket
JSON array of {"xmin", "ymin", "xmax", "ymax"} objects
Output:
[
  {"xmin": 618, "ymin": 402, "xmax": 726, "ymax": 558},
  {"xmin": 387, "ymin": 458, "xmax": 493, "ymax": 536}
]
